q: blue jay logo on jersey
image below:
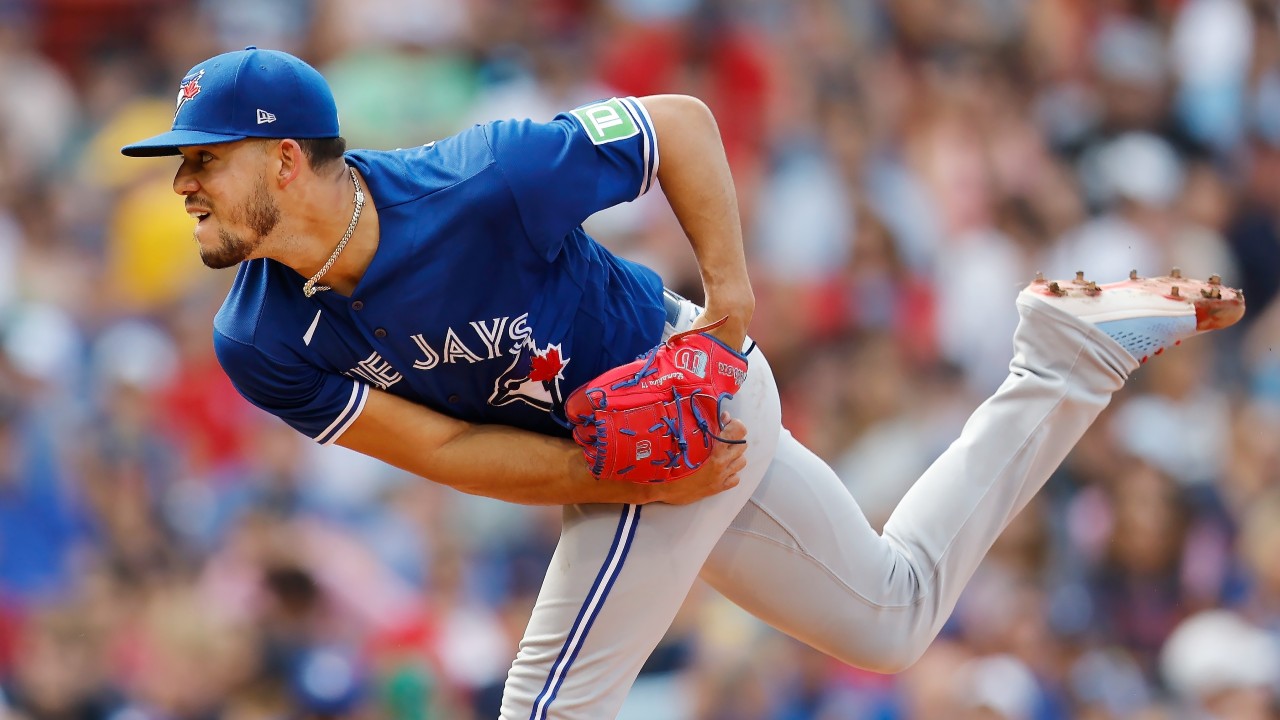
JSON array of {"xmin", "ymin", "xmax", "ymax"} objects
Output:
[{"xmin": 490, "ymin": 337, "xmax": 570, "ymax": 414}]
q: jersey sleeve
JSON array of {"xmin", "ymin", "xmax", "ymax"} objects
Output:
[
  {"xmin": 484, "ymin": 96, "xmax": 659, "ymax": 260},
  {"xmin": 213, "ymin": 328, "xmax": 370, "ymax": 446}
]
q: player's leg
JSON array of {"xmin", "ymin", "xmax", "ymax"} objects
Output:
[
  {"xmin": 499, "ymin": 299, "xmax": 784, "ymax": 720},
  {"xmin": 700, "ymin": 273, "xmax": 1243, "ymax": 672}
]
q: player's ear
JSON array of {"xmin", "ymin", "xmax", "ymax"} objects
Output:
[{"xmin": 274, "ymin": 139, "xmax": 304, "ymax": 188}]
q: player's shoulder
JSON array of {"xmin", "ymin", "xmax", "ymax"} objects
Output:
[
  {"xmin": 211, "ymin": 261, "xmax": 353, "ymax": 414},
  {"xmin": 213, "ymin": 259, "xmax": 305, "ymax": 353},
  {"xmin": 344, "ymin": 126, "xmax": 502, "ymax": 207},
  {"xmin": 481, "ymin": 97, "xmax": 655, "ymax": 169},
  {"xmin": 477, "ymin": 108, "xmax": 586, "ymax": 155}
]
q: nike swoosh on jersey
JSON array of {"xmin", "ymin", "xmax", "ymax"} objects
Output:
[{"xmin": 303, "ymin": 309, "xmax": 322, "ymax": 346}]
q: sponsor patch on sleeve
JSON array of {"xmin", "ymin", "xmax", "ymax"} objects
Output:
[{"xmin": 570, "ymin": 99, "xmax": 640, "ymax": 145}]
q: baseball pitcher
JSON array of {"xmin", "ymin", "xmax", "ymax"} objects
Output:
[{"xmin": 121, "ymin": 48, "xmax": 1244, "ymax": 719}]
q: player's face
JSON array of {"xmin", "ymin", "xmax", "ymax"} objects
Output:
[{"xmin": 174, "ymin": 142, "xmax": 281, "ymax": 269}]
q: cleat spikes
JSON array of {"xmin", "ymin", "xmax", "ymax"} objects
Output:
[
  {"xmin": 1170, "ymin": 267, "xmax": 1182, "ymax": 279},
  {"xmin": 1130, "ymin": 269, "xmax": 1139, "ymax": 281},
  {"xmin": 1034, "ymin": 271, "xmax": 1046, "ymax": 284},
  {"xmin": 1075, "ymin": 271, "xmax": 1086, "ymax": 283},
  {"xmin": 1021, "ymin": 271, "xmax": 1245, "ymax": 358}
]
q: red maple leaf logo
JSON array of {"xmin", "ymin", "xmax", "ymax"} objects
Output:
[
  {"xmin": 174, "ymin": 70, "xmax": 204, "ymax": 118},
  {"xmin": 529, "ymin": 347, "xmax": 564, "ymax": 383},
  {"xmin": 180, "ymin": 76, "xmax": 201, "ymax": 101}
]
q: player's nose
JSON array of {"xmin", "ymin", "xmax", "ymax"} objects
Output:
[{"xmin": 172, "ymin": 159, "xmax": 199, "ymax": 196}]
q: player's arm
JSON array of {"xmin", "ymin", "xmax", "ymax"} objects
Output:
[
  {"xmin": 487, "ymin": 97, "xmax": 752, "ymax": 350},
  {"xmin": 336, "ymin": 386, "xmax": 747, "ymax": 505},
  {"xmin": 639, "ymin": 95, "xmax": 754, "ymax": 352}
]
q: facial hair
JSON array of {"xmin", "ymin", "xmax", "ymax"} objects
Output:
[{"xmin": 198, "ymin": 175, "xmax": 281, "ymax": 269}]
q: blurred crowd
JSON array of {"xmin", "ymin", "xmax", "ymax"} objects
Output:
[{"xmin": 2, "ymin": 0, "xmax": 1280, "ymax": 718}]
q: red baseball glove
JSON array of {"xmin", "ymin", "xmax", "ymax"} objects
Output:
[{"xmin": 565, "ymin": 317, "xmax": 749, "ymax": 484}]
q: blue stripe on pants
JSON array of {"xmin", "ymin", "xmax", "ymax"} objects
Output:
[{"xmin": 530, "ymin": 503, "xmax": 642, "ymax": 720}]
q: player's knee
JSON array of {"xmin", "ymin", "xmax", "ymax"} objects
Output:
[
  {"xmin": 830, "ymin": 627, "xmax": 934, "ymax": 675},
  {"xmin": 859, "ymin": 644, "xmax": 929, "ymax": 675}
]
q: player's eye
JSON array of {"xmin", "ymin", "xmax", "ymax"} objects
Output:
[{"xmin": 200, "ymin": 152, "xmax": 214, "ymax": 163}]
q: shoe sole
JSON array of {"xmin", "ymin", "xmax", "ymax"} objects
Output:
[{"xmin": 1023, "ymin": 270, "xmax": 1246, "ymax": 332}]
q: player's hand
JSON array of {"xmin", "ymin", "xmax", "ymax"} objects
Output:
[{"xmin": 640, "ymin": 413, "xmax": 748, "ymax": 505}]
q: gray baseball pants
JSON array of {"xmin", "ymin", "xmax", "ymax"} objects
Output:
[{"xmin": 500, "ymin": 291, "xmax": 1138, "ymax": 719}]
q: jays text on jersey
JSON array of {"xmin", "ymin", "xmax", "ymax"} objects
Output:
[{"xmin": 212, "ymin": 97, "xmax": 667, "ymax": 443}]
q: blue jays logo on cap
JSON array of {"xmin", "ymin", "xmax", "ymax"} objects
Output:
[
  {"xmin": 120, "ymin": 47, "xmax": 340, "ymax": 158},
  {"xmin": 174, "ymin": 69, "xmax": 204, "ymax": 118}
]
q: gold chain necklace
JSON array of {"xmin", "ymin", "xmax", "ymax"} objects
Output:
[{"xmin": 302, "ymin": 167, "xmax": 365, "ymax": 298}]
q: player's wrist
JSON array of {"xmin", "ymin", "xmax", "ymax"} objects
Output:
[
  {"xmin": 564, "ymin": 450, "xmax": 643, "ymax": 503},
  {"xmin": 702, "ymin": 284, "xmax": 754, "ymax": 334},
  {"xmin": 589, "ymin": 477, "xmax": 658, "ymax": 504},
  {"xmin": 563, "ymin": 440, "xmax": 670, "ymax": 504},
  {"xmin": 701, "ymin": 282, "xmax": 754, "ymax": 314}
]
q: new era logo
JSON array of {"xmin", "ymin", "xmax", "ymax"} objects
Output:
[{"xmin": 256, "ymin": 109, "xmax": 277, "ymax": 125}]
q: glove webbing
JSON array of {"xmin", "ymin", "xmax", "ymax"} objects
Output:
[{"xmin": 572, "ymin": 318, "xmax": 746, "ymax": 479}]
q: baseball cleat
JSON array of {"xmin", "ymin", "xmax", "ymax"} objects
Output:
[{"xmin": 1023, "ymin": 269, "xmax": 1245, "ymax": 363}]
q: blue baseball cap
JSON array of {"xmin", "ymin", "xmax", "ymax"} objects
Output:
[{"xmin": 121, "ymin": 46, "xmax": 339, "ymax": 157}]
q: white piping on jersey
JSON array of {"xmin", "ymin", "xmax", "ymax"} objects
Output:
[
  {"xmin": 328, "ymin": 385, "xmax": 369, "ymax": 445},
  {"xmin": 315, "ymin": 381, "xmax": 369, "ymax": 445},
  {"xmin": 619, "ymin": 97, "xmax": 658, "ymax": 198},
  {"xmin": 303, "ymin": 309, "xmax": 322, "ymax": 346},
  {"xmin": 616, "ymin": 99, "xmax": 649, "ymax": 199},
  {"xmin": 630, "ymin": 97, "xmax": 659, "ymax": 192}
]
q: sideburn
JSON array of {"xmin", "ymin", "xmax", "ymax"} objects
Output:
[{"xmin": 247, "ymin": 174, "xmax": 281, "ymax": 237}]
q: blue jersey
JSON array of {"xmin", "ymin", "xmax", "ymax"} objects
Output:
[{"xmin": 213, "ymin": 97, "xmax": 668, "ymax": 443}]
